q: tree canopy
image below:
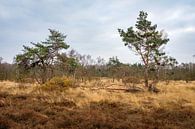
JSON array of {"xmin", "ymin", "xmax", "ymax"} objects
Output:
[{"xmin": 15, "ymin": 29, "xmax": 69, "ymax": 84}]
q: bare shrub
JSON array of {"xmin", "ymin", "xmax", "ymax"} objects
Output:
[
  {"xmin": 122, "ymin": 77, "xmax": 140, "ymax": 86},
  {"xmin": 148, "ymin": 84, "xmax": 160, "ymax": 93}
]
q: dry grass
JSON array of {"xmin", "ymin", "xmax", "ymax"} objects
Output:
[{"xmin": 0, "ymin": 79, "xmax": 195, "ymax": 129}]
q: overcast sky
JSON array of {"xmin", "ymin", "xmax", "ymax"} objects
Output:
[{"xmin": 0, "ymin": 0, "xmax": 195, "ymax": 64}]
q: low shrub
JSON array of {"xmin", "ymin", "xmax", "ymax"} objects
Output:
[
  {"xmin": 122, "ymin": 76, "xmax": 141, "ymax": 85},
  {"xmin": 41, "ymin": 76, "xmax": 76, "ymax": 91}
]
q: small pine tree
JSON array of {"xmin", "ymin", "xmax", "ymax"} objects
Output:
[{"xmin": 15, "ymin": 29, "xmax": 69, "ymax": 84}]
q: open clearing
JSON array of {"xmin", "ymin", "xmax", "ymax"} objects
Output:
[{"xmin": 0, "ymin": 80, "xmax": 195, "ymax": 129}]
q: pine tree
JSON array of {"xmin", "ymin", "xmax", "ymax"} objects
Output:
[
  {"xmin": 15, "ymin": 29, "xmax": 69, "ymax": 84},
  {"xmin": 118, "ymin": 11, "xmax": 176, "ymax": 87}
]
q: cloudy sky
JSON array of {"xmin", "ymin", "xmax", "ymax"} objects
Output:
[{"xmin": 0, "ymin": 0, "xmax": 195, "ymax": 63}]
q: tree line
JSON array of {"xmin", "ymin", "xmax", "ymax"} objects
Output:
[{"xmin": 0, "ymin": 55, "xmax": 195, "ymax": 83}]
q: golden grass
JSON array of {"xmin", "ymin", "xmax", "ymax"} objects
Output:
[
  {"xmin": 0, "ymin": 79, "xmax": 195, "ymax": 128},
  {"xmin": 1, "ymin": 80, "xmax": 195, "ymax": 110}
]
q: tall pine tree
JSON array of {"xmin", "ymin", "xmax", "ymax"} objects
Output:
[{"xmin": 118, "ymin": 11, "xmax": 177, "ymax": 87}]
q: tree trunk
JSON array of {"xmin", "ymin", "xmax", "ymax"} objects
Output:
[
  {"xmin": 41, "ymin": 67, "xmax": 47, "ymax": 84},
  {"xmin": 144, "ymin": 66, "xmax": 149, "ymax": 87},
  {"xmin": 73, "ymin": 71, "xmax": 76, "ymax": 79},
  {"xmin": 155, "ymin": 67, "xmax": 160, "ymax": 84}
]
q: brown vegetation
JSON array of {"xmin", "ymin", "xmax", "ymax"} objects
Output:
[{"xmin": 0, "ymin": 80, "xmax": 195, "ymax": 129}]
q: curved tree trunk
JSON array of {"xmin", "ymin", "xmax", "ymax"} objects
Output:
[{"xmin": 144, "ymin": 66, "xmax": 149, "ymax": 87}]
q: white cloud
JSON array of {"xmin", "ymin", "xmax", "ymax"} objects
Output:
[{"xmin": 0, "ymin": 0, "xmax": 195, "ymax": 63}]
